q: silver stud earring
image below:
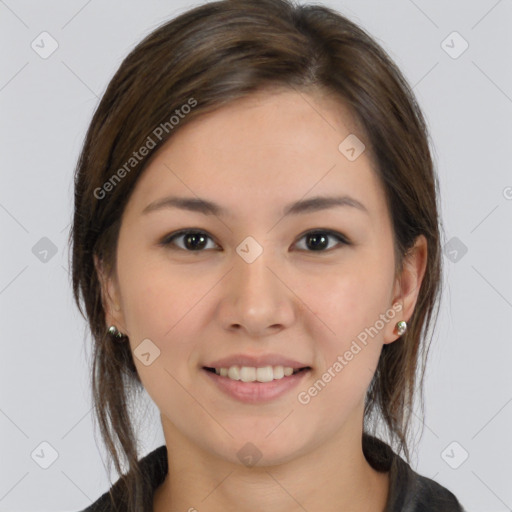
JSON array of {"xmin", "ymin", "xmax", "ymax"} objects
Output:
[
  {"xmin": 396, "ymin": 320, "xmax": 407, "ymax": 336},
  {"xmin": 107, "ymin": 325, "xmax": 124, "ymax": 339}
]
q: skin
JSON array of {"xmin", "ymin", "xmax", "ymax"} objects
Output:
[{"xmin": 96, "ymin": 87, "xmax": 427, "ymax": 512}]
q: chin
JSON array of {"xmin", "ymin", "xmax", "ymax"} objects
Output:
[{"xmin": 208, "ymin": 426, "xmax": 309, "ymax": 468}]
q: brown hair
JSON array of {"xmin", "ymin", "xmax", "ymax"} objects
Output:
[{"xmin": 70, "ymin": 0, "xmax": 442, "ymax": 509}]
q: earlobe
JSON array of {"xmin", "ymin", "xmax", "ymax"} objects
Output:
[
  {"xmin": 383, "ymin": 312, "xmax": 408, "ymax": 345},
  {"xmin": 93, "ymin": 254, "xmax": 126, "ymax": 331},
  {"xmin": 385, "ymin": 235, "xmax": 428, "ymax": 344}
]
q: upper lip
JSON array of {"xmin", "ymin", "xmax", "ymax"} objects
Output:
[{"xmin": 204, "ymin": 353, "xmax": 311, "ymax": 369}]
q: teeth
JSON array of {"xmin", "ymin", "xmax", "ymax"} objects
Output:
[
  {"xmin": 273, "ymin": 366, "xmax": 284, "ymax": 379},
  {"xmin": 213, "ymin": 365, "xmax": 303, "ymax": 382},
  {"xmin": 284, "ymin": 367, "xmax": 294, "ymax": 377},
  {"xmin": 240, "ymin": 366, "xmax": 256, "ymax": 382},
  {"xmin": 228, "ymin": 366, "xmax": 240, "ymax": 380}
]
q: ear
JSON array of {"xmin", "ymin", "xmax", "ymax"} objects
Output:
[
  {"xmin": 383, "ymin": 234, "xmax": 428, "ymax": 344},
  {"xmin": 93, "ymin": 254, "xmax": 128, "ymax": 334}
]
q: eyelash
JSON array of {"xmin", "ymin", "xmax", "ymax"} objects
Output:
[{"xmin": 159, "ymin": 229, "xmax": 351, "ymax": 253}]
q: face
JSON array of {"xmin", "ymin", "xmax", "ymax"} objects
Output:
[{"xmin": 97, "ymin": 88, "xmax": 426, "ymax": 466}]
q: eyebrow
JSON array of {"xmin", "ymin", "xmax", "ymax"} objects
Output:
[{"xmin": 142, "ymin": 194, "xmax": 369, "ymax": 217}]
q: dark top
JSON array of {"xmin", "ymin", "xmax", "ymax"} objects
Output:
[{"xmin": 80, "ymin": 434, "xmax": 465, "ymax": 511}]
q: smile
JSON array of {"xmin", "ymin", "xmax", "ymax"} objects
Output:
[
  {"xmin": 202, "ymin": 366, "xmax": 311, "ymax": 403},
  {"xmin": 205, "ymin": 365, "xmax": 308, "ymax": 382}
]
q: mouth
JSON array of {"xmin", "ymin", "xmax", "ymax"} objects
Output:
[
  {"xmin": 202, "ymin": 365, "xmax": 311, "ymax": 382},
  {"xmin": 201, "ymin": 365, "xmax": 312, "ymax": 403}
]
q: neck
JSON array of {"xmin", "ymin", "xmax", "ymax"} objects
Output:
[{"xmin": 153, "ymin": 413, "xmax": 389, "ymax": 512}]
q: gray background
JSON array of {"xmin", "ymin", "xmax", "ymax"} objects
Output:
[{"xmin": 1, "ymin": 0, "xmax": 511, "ymax": 510}]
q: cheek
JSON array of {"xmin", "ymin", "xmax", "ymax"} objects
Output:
[
  {"xmin": 303, "ymin": 265, "xmax": 389, "ymax": 341},
  {"xmin": 298, "ymin": 260, "xmax": 392, "ymax": 403},
  {"xmin": 118, "ymin": 262, "xmax": 206, "ymax": 411},
  {"xmin": 118, "ymin": 248, "xmax": 203, "ymax": 341},
  {"xmin": 294, "ymin": 272, "xmax": 387, "ymax": 418}
]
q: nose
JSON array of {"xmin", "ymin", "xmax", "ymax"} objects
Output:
[{"xmin": 218, "ymin": 248, "xmax": 296, "ymax": 337}]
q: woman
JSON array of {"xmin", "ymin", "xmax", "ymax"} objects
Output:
[{"xmin": 71, "ymin": 0, "xmax": 465, "ymax": 510}]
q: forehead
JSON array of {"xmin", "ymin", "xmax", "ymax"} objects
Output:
[{"xmin": 124, "ymin": 88, "xmax": 385, "ymax": 221}]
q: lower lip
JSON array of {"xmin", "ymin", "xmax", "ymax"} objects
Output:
[{"xmin": 202, "ymin": 368, "xmax": 311, "ymax": 404}]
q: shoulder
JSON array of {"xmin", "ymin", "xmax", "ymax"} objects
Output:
[
  {"xmin": 392, "ymin": 458, "xmax": 465, "ymax": 511},
  {"xmin": 76, "ymin": 445, "xmax": 168, "ymax": 511},
  {"xmin": 363, "ymin": 434, "xmax": 465, "ymax": 512}
]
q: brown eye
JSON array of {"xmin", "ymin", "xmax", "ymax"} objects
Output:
[
  {"xmin": 295, "ymin": 230, "xmax": 350, "ymax": 252},
  {"xmin": 160, "ymin": 230, "xmax": 218, "ymax": 251}
]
